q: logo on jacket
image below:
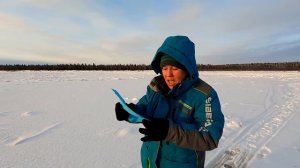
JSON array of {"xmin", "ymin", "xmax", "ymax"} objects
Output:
[{"xmin": 205, "ymin": 97, "xmax": 213, "ymax": 127}]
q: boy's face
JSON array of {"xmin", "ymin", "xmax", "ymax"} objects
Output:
[{"xmin": 161, "ymin": 65, "xmax": 187, "ymax": 89}]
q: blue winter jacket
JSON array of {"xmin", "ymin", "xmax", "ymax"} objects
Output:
[{"xmin": 132, "ymin": 36, "xmax": 224, "ymax": 168}]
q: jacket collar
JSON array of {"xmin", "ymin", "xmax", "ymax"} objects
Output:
[{"xmin": 167, "ymin": 78, "xmax": 200, "ymax": 98}]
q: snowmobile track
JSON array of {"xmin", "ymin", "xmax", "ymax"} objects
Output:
[{"xmin": 206, "ymin": 83, "xmax": 300, "ymax": 168}]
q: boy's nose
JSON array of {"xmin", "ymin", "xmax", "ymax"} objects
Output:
[{"xmin": 166, "ymin": 68, "xmax": 173, "ymax": 76}]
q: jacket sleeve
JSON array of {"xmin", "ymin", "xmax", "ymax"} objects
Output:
[
  {"xmin": 134, "ymin": 85, "xmax": 158, "ymax": 118},
  {"xmin": 166, "ymin": 89, "xmax": 225, "ymax": 151},
  {"xmin": 125, "ymin": 87, "xmax": 149, "ymax": 123},
  {"xmin": 134, "ymin": 87, "xmax": 150, "ymax": 117},
  {"xmin": 135, "ymin": 76, "xmax": 164, "ymax": 119}
]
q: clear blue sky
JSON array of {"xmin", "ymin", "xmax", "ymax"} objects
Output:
[{"xmin": 0, "ymin": 0, "xmax": 299, "ymax": 65}]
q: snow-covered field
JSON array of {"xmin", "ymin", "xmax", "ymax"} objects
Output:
[{"xmin": 0, "ymin": 71, "xmax": 299, "ymax": 168}]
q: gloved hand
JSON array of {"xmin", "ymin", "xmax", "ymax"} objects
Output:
[
  {"xmin": 139, "ymin": 118, "xmax": 169, "ymax": 142},
  {"xmin": 115, "ymin": 102, "xmax": 135, "ymax": 121}
]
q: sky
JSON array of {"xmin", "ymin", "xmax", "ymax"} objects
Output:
[{"xmin": 0, "ymin": 0, "xmax": 299, "ymax": 65}]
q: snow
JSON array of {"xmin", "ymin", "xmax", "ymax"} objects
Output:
[{"xmin": 0, "ymin": 71, "xmax": 299, "ymax": 168}]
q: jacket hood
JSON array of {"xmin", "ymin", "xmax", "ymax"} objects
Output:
[{"xmin": 151, "ymin": 35, "xmax": 199, "ymax": 80}]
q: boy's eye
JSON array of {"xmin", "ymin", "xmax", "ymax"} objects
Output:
[{"xmin": 162, "ymin": 66, "xmax": 179, "ymax": 71}]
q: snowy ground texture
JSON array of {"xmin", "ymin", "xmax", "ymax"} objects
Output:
[{"xmin": 0, "ymin": 71, "xmax": 299, "ymax": 168}]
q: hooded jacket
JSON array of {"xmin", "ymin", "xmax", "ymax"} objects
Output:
[{"xmin": 133, "ymin": 36, "xmax": 224, "ymax": 168}]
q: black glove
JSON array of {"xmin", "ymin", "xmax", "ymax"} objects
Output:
[
  {"xmin": 115, "ymin": 102, "xmax": 135, "ymax": 121},
  {"xmin": 139, "ymin": 118, "xmax": 169, "ymax": 142}
]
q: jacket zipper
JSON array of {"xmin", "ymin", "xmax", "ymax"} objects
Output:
[
  {"xmin": 195, "ymin": 150, "xmax": 199, "ymax": 168},
  {"xmin": 147, "ymin": 157, "xmax": 150, "ymax": 168}
]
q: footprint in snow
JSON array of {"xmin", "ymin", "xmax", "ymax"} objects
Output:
[
  {"xmin": 98, "ymin": 128, "xmax": 120, "ymax": 136},
  {"xmin": 257, "ymin": 146, "xmax": 272, "ymax": 159},
  {"xmin": 99, "ymin": 127, "xmax": 137, "ymax": 137},
  {"xmin": 226, "ymin": 120, "xmax": 242, "ymax": 129},
  {"xmin": 115, "ymin": 128, "xmax": 129, "ymax": 137},
  {"xmin": 125, "ymin": 97, "xmax": 138, "ymax": 103},
  {"xmin": 20, "ymin": 111, "xmax": 39, "ymax": 117}
]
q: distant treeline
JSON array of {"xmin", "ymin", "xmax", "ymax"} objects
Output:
[
  {"xmin": 0, "ymin": 64, "xmax": 151, "ymax": 71},
  {"xmin": 0, "ymin": 62, "xmax": 299, "ymax": 71},
  {"xmin": 198, "ymin": 62, "xmax": 299, "ymax": 71}
]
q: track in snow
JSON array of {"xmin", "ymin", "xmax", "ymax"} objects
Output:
[
  {"xmin": 7, "ymin": 122, "xmax": 61, "ymax": 146},
  {"xmin": 206, "ymin": 83, "xmax": 300, "ymax": 168}
]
